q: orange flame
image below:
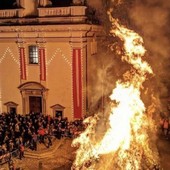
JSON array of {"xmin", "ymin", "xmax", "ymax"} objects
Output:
[{"xmin": 72, "ymin": 9, "xmax": 159, "ymax": 170}]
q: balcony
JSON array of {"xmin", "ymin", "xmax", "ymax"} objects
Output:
[
  {"xmin": 38, "ymin": 6, "xmax": 86, "ymax": 17},
  {"xmin": 0, "ymin": 6, "xmax": 87, "ymax": 25},
  {"xmin": 38, "ymin": 6, "xmax": 87, "ymax": 23},
  {"xmin": 0, "ymin": 9, "xmax": 17, "ymax": 18},
  {"xmin": 0, "ymin": 9, "xmax": 24, "ymax": 18},
  {"xmin": 38, "ymin": 7, "xmax": 71, "ymax": 17}
]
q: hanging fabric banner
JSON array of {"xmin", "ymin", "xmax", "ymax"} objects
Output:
[
  {"xmin": 39, "ymin": 48, "xmax": 46, "ymax": 81},
  {"xmin": 19, "ymin": 47, "xmax": 26, "ymax": 80},
  {"xmin": 72, "ymin": 48, "xmax": 82, "ymax": 119}
]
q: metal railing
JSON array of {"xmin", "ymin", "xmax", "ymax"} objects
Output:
[{"xmin": 0, "ymin": 149, "xmax": 19, "ymax": 165}]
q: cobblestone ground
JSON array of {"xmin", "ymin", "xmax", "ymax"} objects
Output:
[
  {"xmin": 0, "ymin": 138, "xmax": 75, "ymax": 170},
  {"xmin": 1, "ymin": 135, "xmax": 170, "ymax": 170}
]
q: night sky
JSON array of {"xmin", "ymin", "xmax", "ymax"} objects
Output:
[
  {"xmin": 0, "ymin": 0, "xmax": 15, "ymax": 9},
  {"xmin": 0, "ymin": 0, "xmax": 73, "ymax": 9}
]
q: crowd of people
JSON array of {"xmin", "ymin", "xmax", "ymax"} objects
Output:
[
  {"xmin": 0, "ymin": 112, "xmax": 85, "ymax": 165},
  {"xmin": 1, "ymin": 111, "xmax": 169, "ymax": 168}
]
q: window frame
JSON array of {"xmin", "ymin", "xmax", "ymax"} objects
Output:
[{"xmin": 28, "ymin": 45, "xmax": 39, "ymax": 64}]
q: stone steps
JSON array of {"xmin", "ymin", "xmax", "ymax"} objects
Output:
[{"xmin": 24, "ymin": 138, "xmax": 65, "ymax": 159}]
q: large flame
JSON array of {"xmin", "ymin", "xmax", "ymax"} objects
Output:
[{"xmin": 72, "ymin": 9, "xmax": 159, "ymax": 170}]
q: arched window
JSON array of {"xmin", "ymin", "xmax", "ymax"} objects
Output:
[{"xmin": 29, "ymin": 45, "xmax": 39, "ymax": 64}]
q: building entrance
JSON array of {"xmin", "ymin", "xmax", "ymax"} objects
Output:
[
  {"xmin": 18, "ymin": 82, "xmax": 48, "ymax": 115},
  {"xmin": 10, "ymin": 107, "xmax": 16, "ymax": 114},
  {"xmin": 55, "ymin": 110, "xmax": 63, "ymax": 118},
  {"xmin": 29, "ymin": 96, "xmax": 42, "ymax": 113}
]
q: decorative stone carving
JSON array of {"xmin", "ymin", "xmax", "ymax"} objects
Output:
[
  {"xmin": 73, "ymin": 0, "xmax": 85, "ymax": 5},
  {"xmin": 39, "ymin": 0, "xmax": 52, "ymax": 7}
]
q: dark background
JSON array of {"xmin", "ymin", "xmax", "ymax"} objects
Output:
[
  {"xmin": 0, "ymin": 0, "xmax": 15, "ymax": 9},
  {"xmin": 0, "ymin": 0, "xmax": 74, "ymax": 9}
]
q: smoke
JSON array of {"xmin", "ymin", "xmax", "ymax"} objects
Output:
[
  {"xmin": 128, "ymin": 0, "xmax": 170, "ymax": 112},
  {"xmin": 86, "ymin": 0, "xmax": 170, "ymax": 113},
  {"xmin": 86, "ymin": 1, "xmax": 132, "ymax": 113},
  {"xmin": 87, "ymin": 47, "xmax": 118, "ymax": 113},
  {"xmin": 87, "ymin": 38, "xmax": 130, "ymax": 113}
]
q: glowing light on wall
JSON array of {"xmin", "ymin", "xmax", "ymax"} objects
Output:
[
  {"xmin": 0, "ymin": 47, "xmax": 20, "ymax": 65},
  {"xmin": 0, "ymin": 47, "xmax": 20, "ymax": 113},
  {"xmin": 46, "ymin": 48, "xmax": 71, "ymax": 67}
]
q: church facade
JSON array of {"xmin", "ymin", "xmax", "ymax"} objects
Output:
[{"xmin": 0, "ymin": 0, "xmax": 102, "ymax": 120}]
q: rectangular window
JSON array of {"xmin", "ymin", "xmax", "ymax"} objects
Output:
[{"xmin": 29, "ymin": 45, "xmax": 39, "ymax": 64}]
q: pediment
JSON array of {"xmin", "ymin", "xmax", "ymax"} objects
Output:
[
  {"xmin": 4, "ymin": 101, "xmax": 18, "ymax": 106},
  {"xmin": 50, "ymin": 104, "xmax": 65, "ymax": 110},
  {"xmin": 18, "ymin": 81, "xmax": 48, "ymax": 91}
]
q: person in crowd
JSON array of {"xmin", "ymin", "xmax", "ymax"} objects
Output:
[
  {"xmin": 38, "ymin": 126, "xmax": 45, "ymax": 144},
  {"xmin": 19, "ymin": 144, "xmax": 24, "ymax": 160},
  {"xmin": 160, "ymin": 117, "xmax": 165, "ymax": 133},
  {"xmin": 44, "ymin": 124, "xmax": 53, "ymax": 148},
  {"xmin": 14, "ymin": 123, "xmax": 20, "ymax": 139},
  {"xmin": 32, "ymin": 132, "xmax": 38, "ymax": 151},
  {"xmin": 163, "ymin": 117, "xmax": 169, "ymax": 139},
  {"xmin": 8, "ymin": 140, "xmax": 14, "ymax": 152},
  {"xmin": 8, "ymin": 159, "xmax": 16, "ymax": 170}
]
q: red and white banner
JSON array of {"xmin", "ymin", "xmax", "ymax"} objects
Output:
[
  {"xmin": 39, "ymin": 48, "xmax": 46, "ymax": 81},
  {"xmin": 72, "ymin": 48, "xmax": 82, "ymax": 119},
  {"xmin": 19, "ymin": 47, "xmax": 26, "ymax": 80}
]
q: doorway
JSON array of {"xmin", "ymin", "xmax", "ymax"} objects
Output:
[
  {"xmin": 18, "ymin": 82, "xmax": 48, "ymax": 115},
  {"xmin": 55, "ymin": 110, "xmax": 63, "ymax": 118},
  {"xmin": 29, "ymin": 96, "xmax": 42, "ymax": 113},
  {"xmin": 10, "ymin": 107, "xmax": 16, "ymax": 114},
  {"xmin": 4, "ymin": 101, "xmax": 18, "ymax": 114}
]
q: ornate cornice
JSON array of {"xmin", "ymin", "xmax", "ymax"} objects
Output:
[
  {"xmin": 0, "ymin": 24, "xmax": 103, "ymax": 40},
  {"xmin": 0, "ymin": 24, "xmax": 102, "ymax": 32}
]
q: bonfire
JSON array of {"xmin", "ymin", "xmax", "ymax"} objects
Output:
[{"xmin": 71, "ymin": 8, "xmax": 160, "ymax": 170}]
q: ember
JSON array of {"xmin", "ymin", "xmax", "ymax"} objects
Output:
[{"xmin": 71, "ymin": 7, "xmax": 160, "ymax": 170}]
